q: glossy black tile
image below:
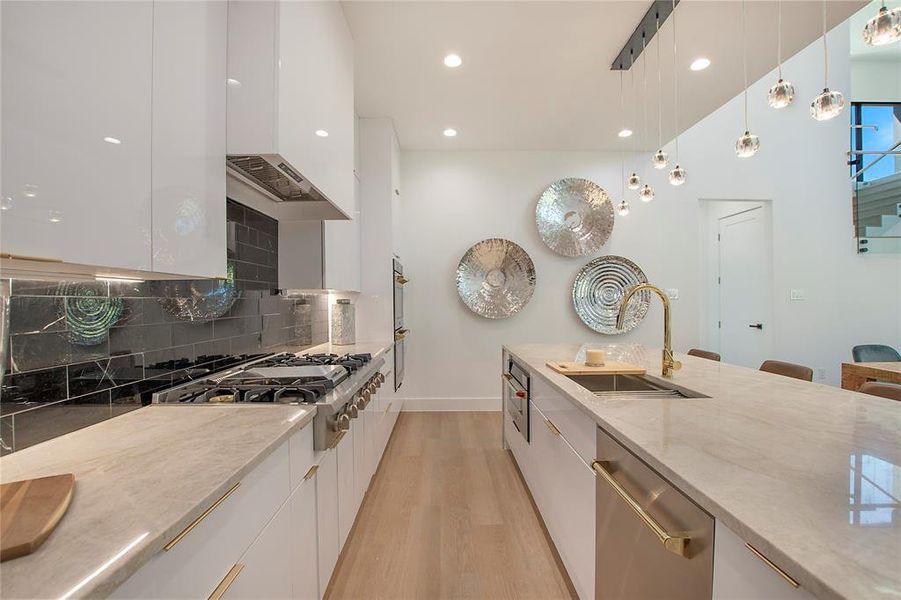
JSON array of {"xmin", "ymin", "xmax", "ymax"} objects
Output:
[
  {"xmin": 1, "ymin": 366, "xmax": 68, "ymax": 415},
  {"xmin": 12, "ymin": 391, "xmax": 112, "ymax": 452},
  {"xmin": 226, "ymin": 199, "xmax": 245, "ymax": 224},
  {"xmin": 244, "ymin": 206, "xmax": 278, "ymax": 237},
  {"xmin": 68, "ymin": 355, "xmax": 144, "ymax": 398},
  {"xmin": 10, "ymin": 331, "xmax": 109, "ymax": 372},
  {"xmin": 109, "ymin": 323, "xmax": 172, "ymax": 356},
  {"xmin": 8, "ymin": 296, "xmax": 66, "ymax": 335}
]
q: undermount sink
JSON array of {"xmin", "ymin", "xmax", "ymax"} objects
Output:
[{"xmin": 564, "ymin": 374, "xmax": 709, "ymax": 399}]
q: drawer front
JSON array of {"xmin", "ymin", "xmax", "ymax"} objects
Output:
[
  {"xmin": 531, "ymin": 375, "xmax": 595, "ymax": 465},
  {"xmin": 290, "ymin": 424, "xmax": 316, "ymax": 490},
  {"xmin": 153, "ymin": 441, "xmax": 290, "ymax": 599}
]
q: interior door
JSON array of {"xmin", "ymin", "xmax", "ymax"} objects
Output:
[{"xmin": 718, "ymin": 207, "xmax": 771, "ymax": 367}]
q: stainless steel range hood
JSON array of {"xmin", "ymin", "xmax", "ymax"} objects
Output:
[{"xmin": 226, "ymin": 154, "xmax": 326, "ymax": 204}]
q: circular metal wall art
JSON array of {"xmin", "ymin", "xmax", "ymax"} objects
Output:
[
  {"xmin": 536, "ymin": 178, "xmax": 614, "ymax": 257},
  {"xmin": 456, "ymin": 238, "xmax": 536, "ymax": 319},
  {"xmin": 572, "ymin": 255, "xmax": 650, "ymax": 334}
]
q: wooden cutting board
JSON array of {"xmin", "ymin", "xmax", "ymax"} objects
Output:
[
  {"xmin": 546, "ymin": 361, "xmax": 646, "ymax": 376},
  {"xmin": 0, "ymin": 473, "xmax": 75, "ymax": 561}
]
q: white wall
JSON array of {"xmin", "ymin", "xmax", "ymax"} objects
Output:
[
  {"xmin": 399, "ymin": 22, "xmax": 901, "ymax": 408},
  {"xmin": 851, "ymin": 59, "xmax": 901, "ymax": 102}
]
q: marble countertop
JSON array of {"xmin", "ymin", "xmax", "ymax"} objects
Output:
[{"xmin": 504, "ymin": 343, "xmax": 901, "ymax": 600}]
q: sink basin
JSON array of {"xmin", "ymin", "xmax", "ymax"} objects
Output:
[{"xmin": 565, "ymin": 374, "xmax": 708, "ymax": 399}]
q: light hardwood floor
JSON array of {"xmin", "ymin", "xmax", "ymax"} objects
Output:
[{"xmin": 326, "ymin": 411, "xmax": 577, "ymax": 600}]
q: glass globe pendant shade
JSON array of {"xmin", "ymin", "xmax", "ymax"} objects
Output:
[
  {"xmin": 735, "ymin": 131, "xmax": 760, "ymax": 158},
  {"xmin": 810, "ymin": 88, "xmax": 845, "ymax": 121},
  {"xmin": 863, "ymin": 5, "xmax": 901, "ymax": 46},
  {"xmin": 668, "ymin": 164, "xmax": 686, "ymax": 186},
  {"xmin": 626, "ymin": 173, "xmax": 641, "ymax": 190},
  {"xmin": 652, "ymin": 149, "xmax": 668, "ymax": 169},
  {"xmin": 616, "ymin": 199, "xmax": 631, "ymax": 216},
  {"xmin": 767, "ymin": 78, "xmax": 795, "ymax": 109},
  {"xmin": 638, "ymin": 184, "xmax": 655, "ymax": 202}
]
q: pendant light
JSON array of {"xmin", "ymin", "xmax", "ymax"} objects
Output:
[
  {"xmin": 810, "ymin": 1, "xmax": 845, "ymax": 121},
  {"xmin": 640, "ymin": 33, "xmax": 655, "ymax": 201},
  {"xmin": 652, "ymin": 15, "xmax": 668, "ymax": 170},
  {"xmin": 668, "ymin": 0, "xmax": 686, "ymax": 186},
  {"xmin": 617, "ymin": 69, "xmax": 631, "ymax": 217},
  {"xmin": 767, "ymin": 1, "xmax": 795, "ymax": 109},
  {"xmin": 736, "ymin": 0, "xmax": 760, "ymax": 158},
  {"xmin": 863, "ymin": 1, "xmax": 901, "ymax": 46},
  {"xmin": 627, "ymin": 52, "xmax": 641, "ymax": 190}
]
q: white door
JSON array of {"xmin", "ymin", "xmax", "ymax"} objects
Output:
[
  {"xmin": 316, "ymin": 449, "xmax": 339, "ymax": 597},
  {"xmin": 290, "ymin": 476, "xmax": 320, "ymax": 600},
  {"xmin": 221, "ymin": 504, "xmax": 292, "ymax": 600},
  {"xmin": 718, "ymin": 207, "xmax": 772, "ymax": 367}
]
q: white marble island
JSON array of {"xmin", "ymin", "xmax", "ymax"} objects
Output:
[{"xmin": 503, "ymin": 343, "xmax": 900, "ymax": 600}]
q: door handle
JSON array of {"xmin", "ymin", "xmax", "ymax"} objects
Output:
[{"xmin": 748, "ymin": 323, "xmax": 763, "ymax": 330}]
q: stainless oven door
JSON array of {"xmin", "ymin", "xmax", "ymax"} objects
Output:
[{"xmin": 503, "ymin": 373, "xmax": 529, "ymax": 442}]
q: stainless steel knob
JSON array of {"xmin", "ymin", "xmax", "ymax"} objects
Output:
[
  {"xmin": 336, "ymin": 413, "xmax": 351, "ymax": 432},
  {"xmin": 354, "ymin": 395, "xmax": 366, "ymax": 411},
  {"xmin": 362, "ymin": 388, "xmax": 372, "ymax": 407},
  {"xmin": 347, "ymin": 403, "xmax": 359, "ymax": 419}
]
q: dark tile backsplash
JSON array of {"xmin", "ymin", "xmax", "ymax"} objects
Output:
[{"xmin": 0, "ymin": 199, "xmax": 329, "ymax": 455}]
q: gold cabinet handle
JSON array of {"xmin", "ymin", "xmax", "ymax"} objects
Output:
[
  {"xmin": 745, "ymin": 543, "xmax": 800, "ymax": 588},
  {"xmin": 394, "ymin": 275, "xmax": 409, "ymax": 285},
  {"xmin": 328, "ymin": 430, "xmax": 347, "ymax": 450},
  {"xmin": 165, "ymin": 481, "xmax": 240, "ymax": 551},
  {"xmin": 385, "ymin": 402, "xmax": 393, "ymax": 414},
  {"xmin": 0, "ymin": 253, "xmax": 63, "ymax": 263},
  {"xmin": 208, "ymin": 563, "xmax": 244, "ymax": 600},
  {"xmin": 394, "ymin": 331, "xmax": 408, "ymax": 342},
  {"xmin": 544, "ymin": 418, "xmax": 561, "ymax": 436},
  {"xmin": 591, "ymin": 461, "xmax": 690, "ymax": 557},
  {"xmin": 303, "ymin": 464, "xmax": 319, "ymax": 481}
]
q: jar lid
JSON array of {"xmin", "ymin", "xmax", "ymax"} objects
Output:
[{"xmin": 337, "ymin": 299, "xmax": 351, "ymax": 305}]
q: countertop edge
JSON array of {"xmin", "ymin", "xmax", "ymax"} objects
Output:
[{"xmin": 502, "ymin": 345, "xmax": 845, "ymax": 600}]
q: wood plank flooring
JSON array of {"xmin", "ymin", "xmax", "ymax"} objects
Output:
[{"xmin": 326, "ymin": 412, "xmax": 577, "ymax": 600}]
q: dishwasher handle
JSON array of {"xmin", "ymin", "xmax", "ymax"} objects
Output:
[{"xmin": 592, "ymin": 460, "xmax": 691, "ymax": 558}]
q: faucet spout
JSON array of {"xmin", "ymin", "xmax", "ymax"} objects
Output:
[{"xmin": 616, "ymin": 283, "xmax": 682, "ymax": 378}]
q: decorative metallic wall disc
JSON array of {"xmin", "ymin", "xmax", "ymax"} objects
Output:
[
  {"xmin": 536, "ymin": 178, "xmax": 614, "ymax": 257},
  {"xmin": 572, "ymin": 255, "xmax": 650, "ymax": 334},
  {"xmin": 158, "ymin": 263, "xmax": 238, "ymax": 322},
  {"xmin": 456, "ymin": 238, "xmax": 536, "ymax": 319}
]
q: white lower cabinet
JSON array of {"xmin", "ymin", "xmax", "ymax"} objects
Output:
[
  {"xmin": 315, "ymin": 448, "xmax": 340, "ymax": 597},
  {"xmin": 353, "ymin": 402, "xmax": 369, "ymax": 508},
  {"xmin": 337, "ymin": 423, "xmax": 356, "ymax": 546},
  {"xmin": 221, "ymin": 504, "xmax": 292, "ymax": 599},
  {"xmin": 713, "ymin": 521, "xmax": 815, "ymax": 600},
  {"xmin": 290, "ymin": 476, "xmax": 320, "ymax": 600}
]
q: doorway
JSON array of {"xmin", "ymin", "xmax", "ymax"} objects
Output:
[{"xmin": 701, "ymin": 201, "xmax": 773, "ymax": 368}]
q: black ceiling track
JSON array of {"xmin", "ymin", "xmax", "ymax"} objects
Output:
[{"xmin": 611, "ymin": 0, "xmax": 680, "ymax": 71}]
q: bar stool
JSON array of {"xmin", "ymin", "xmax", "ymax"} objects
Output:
[
  {"xmin": 858, "ymin": 382, "xmax": 901, "ymax": 402},
  {"xmin": 759, "ymin": 360, "xmax": 813, "ymax": 382},
  {"xmin": 687, "ymin": 349, "xmax": 721, "ymax": 362},
  {"xmin": 851, "ymin": 344, "xmax": 901, "ymax": 362}
]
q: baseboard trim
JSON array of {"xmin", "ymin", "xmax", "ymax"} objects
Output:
[{"xmin": 401, "ymin": 397, "xmax": 501, "ymax": 411}]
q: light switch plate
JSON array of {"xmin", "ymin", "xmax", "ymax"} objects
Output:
[
  {"xmin": 665, "ymin": 288, "xmax": 679, "ymax": 300},
  {"xmin": 790, "ymin": 289, "xmax": 805, "ymax": 301}
]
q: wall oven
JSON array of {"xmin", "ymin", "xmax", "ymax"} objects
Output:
[
  {"xmin": 504, "ymin": 357, "xmax": 530, "ymax": 442},
  {"xmin": 393, "ymin": 258, "xmax": 407, "ymax": 391}
]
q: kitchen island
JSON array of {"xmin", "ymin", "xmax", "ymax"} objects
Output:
[{"xmin": 503, "ymin": 343, "xmax": 900, "ymax": 600}]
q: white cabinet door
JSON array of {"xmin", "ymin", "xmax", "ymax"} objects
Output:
[
  {"xmin": 277, "ymin": 0, "xmax": 354, "ymax": 219},
  {"xmin": 336, "ymin": 424, "xmax": 356, "ymax": 547},
  {"xmin": 221, "ymin": 504, "xmax": 292, "ymax": 600},
  {"xmin": 150, "ymin": 0, "xmax": 226, "ymax": 278},
  {"xmin": 1, "ymin": 0, "xmax": 153, "ymax": 271},
  {"xmin": 353, "ymin": 399, "xmax": 369, "ymax": 507},
  {"xmin": 713, "ymin": 521, "xmax": 815, "ymax": 600},
  {"xmin": 315, "ymin": 448, "xmax": 339, "ymax": 598},
  {"xmin": 290, "ymin": 476, "xmax": 319, "ymax": 600}
]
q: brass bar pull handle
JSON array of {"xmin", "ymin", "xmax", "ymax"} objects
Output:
[
  {"xmin": 395, "ymin": 275, "xmax": 409, "ymax": 285},
  {"xmin": 745, "ymin": 543, "xmax": 800, "ymax": 588},
  {"xmin": 328, "ymin": 430, "xmax": 347, "ymax": 450},
  {"xmin": 591, "ymin": 461, "xmax": 690, "ymax": 557},
  {"xmin": 208, "ymin": 563, "xmax": 244, "ymax": 600},
  {"xmin": 0, "ymin": 253, "xmax": 63, "ymax": 263},
  {"xmin": 544, "ymin": 418, "xmax": 561, "ymax": 436},
  {"xmin": 303, "ymin": 464, "xmax": 319, "ymax": 481},
  {"xmin": 165, "ymin": 481, "xmax": 241, "ymax": 551},
  {"xmin": 385, "ymin": 402, "xmax": 393, "ymax": 414},
  {"xmin": 394, "ymin": 331, "xmax": 408, "ymax": 342}
]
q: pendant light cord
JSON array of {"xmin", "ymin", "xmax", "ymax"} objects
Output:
[
  {"xmin": 777, "ymin": 1, "xmax": 783, "ymax": 79},
  {"xmin": 671, "ymin": 0, "xmax": 679, "ymax": 161},
  {"xmin": 656, "ymin": 15, "xmax": 663, "ymax": 150},
  {"xmin": 822, "ymin": 0, "xmax": 829, "ymax": 88},
  {"xmin": 642, "ymin": 33, "xmax": 649, "ymax": 169},
  {"xmin": 620, "ymin": 69, "xmax": 625, "ymax": 196},
  {"xmin": 742, "ymin": 0, "xmax": 749, "ymax": 131}
]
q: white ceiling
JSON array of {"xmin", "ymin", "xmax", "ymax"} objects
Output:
[{"xmin": 343, "ymin": 0, "xmax": 866, "ymax": 151}]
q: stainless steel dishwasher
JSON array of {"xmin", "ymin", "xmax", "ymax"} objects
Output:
[{"xmin": 594, "ymin": 426, "xmax": 714, "ymax": 599}]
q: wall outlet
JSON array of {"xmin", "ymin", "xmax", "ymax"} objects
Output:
[
  {"xmin": 666, "ymin": 288, "xmax": 679, "ymax": 300},
  {"xmin": 790, "ymin": 289, "xmax": 806, "ymax": 301},
  {"xmin": 816, "ymin": 368, "xmax": 826, "ymax": 381}
]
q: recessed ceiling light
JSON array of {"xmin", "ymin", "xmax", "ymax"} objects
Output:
[
  {"xmin": 443, "ymin": 128, "xmax": 457, "ymax": 137},
  {"xmin": 618, "ymin": 128, "xmax": 633, "ymax": 138},
  {"xmin": 315, "ymin": 130, "xmax": 329, "ymax": 137},
  {"xmin": 103, "ymin": 136, "xmax": 121, "ymax": 144},
  {"xmin": 443, "ymin": 54, "xmax": 463, "ymax": 68},
  {"xmin": 690, "ymin": 57, "xmax": 711, "ymax": 71}
]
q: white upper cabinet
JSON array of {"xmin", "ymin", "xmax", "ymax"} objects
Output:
[
  {"xmin": 1, "ymin": 0, "xmax": 154, "ymax": 271},
  {"xmin": 1, "ymin": 0, "xmax": 227, "ymax": 279},
  {"xmin": 226, "ymin": 0, "xmax": 355, "ymax": 221},
  {"xmin": 151, "ymin": 0, "xmax": 227, "ymax": 279}
]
